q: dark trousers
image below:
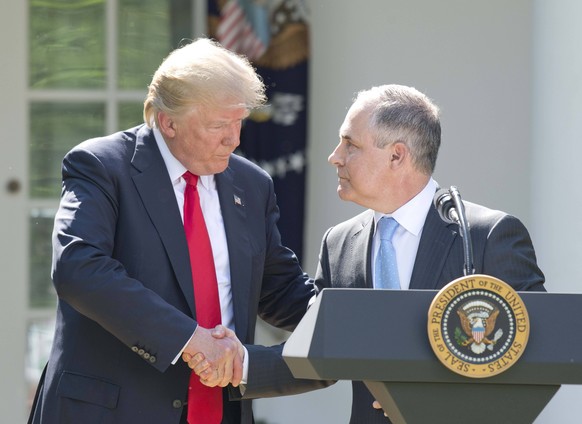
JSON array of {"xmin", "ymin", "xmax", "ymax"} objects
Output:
[{"xmin": 350, "ymin": 382, "xmax": 393, "ymax": 424}]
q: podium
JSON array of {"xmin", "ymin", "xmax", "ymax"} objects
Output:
[{"xmin": 282, "ymin": 289, "xmax": 582, "ymax": 424}]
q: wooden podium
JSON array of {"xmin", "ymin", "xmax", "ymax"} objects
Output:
[{"xmin": 282, "ymin": 289, "xmax": 582, "ymax": 424}]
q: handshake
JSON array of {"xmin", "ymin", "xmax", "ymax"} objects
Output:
[
  {"xmin": 181, "ymin": 325, "xmax": 244, "ymax": 388},
  {"xmin": 181, "ymin": 325, "xmax": 388, "ymax": 417}
]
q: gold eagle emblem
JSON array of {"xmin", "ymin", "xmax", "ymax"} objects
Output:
[{"xmin": 457, "ymin": 300, "xmax": 503, "ymax": 354}]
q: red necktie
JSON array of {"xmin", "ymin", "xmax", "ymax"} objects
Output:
[{"xmin": 183, "ymin": 172, "xmax": 222, "ymax": 424}]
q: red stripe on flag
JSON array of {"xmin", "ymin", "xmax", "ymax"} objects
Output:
[{"xmin": 217, "ymin": 0, "xmax": 266, "ymax": 60}]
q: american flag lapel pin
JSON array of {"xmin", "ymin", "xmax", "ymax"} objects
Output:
[{"xmin": 234, "ymin": 195, "xmax": 243, "ymax": 206}]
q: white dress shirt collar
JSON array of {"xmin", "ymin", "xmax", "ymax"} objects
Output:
[{"xmin": 373, "ymin": 178, "xmax": 437, "ymax": 235}]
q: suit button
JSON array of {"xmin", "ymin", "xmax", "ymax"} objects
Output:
[
  {"xmin": 172, "ymin": 399, "xmax": 183, "ymax": 409},
  {"xmin": 131, "ymin": 346, "xmax": 139, "ymax": 353},
  {"xmin": 143, "ymin": 352, "xmax": 150, "ymax": 359},
  {"xmin": 149, "ymin": 355, "xmax": 157, "ymax": 363},
  {"xmin": 138, "ymin": 349, "xmax": 145, "ymax": 356}
]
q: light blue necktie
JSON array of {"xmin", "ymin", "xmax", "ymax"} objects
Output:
[{"xmin": 375, "ymin": 217, "xmax": 401, "ymax": 289}]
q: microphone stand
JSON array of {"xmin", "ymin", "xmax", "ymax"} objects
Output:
[{"xmin": 449, "ymin": 186, "xmax": 475, "ymax": 276}]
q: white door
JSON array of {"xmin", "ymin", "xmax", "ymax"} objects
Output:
[{"xmin": 0, "ymin": 1, "xmax": 199, "ymax": 421}]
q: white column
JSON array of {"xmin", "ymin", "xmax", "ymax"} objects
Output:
[
  {"xmin": 531, "ymin": 1, "xmax": 582, "ymax": 422},
  {"xmin": 0, "ymin": 1, "xmax": 29, "ymax": 423}
]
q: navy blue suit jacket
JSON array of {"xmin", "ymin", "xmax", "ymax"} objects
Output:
[
  {"xmin": 30, "ymin": 125, "xmax": 314, "ymax": 424},
  {"xmin": 314, "ymin": 202, "xmax": 546, "ymax": 423}
]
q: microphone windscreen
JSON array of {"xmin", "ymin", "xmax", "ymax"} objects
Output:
[{"xmin": 434, "ymin": 188, "xmax": 456, "ymax": 224}]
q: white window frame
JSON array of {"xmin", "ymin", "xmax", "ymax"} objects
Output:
[{"xmin": 0, "ymin": 1, "xmax": 204, "ymax": 421}]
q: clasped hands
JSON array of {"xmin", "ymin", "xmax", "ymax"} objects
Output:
[
  {"xmin": 182, "ymin": 325, "xmax": 244, "ymax": 388},
  {"xmin": 183, "ymin": 325, "xmax": 389, "ymax": 418}
]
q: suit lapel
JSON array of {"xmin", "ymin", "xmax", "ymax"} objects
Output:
[
  {"xmin": 130, "ymin": 126, "xmax": 195, "ymax": 317},
  {"xmin": 216, "ymin": 166, "xmax": 251, "ymax": 340},
  {"xmin": 409, "ymin": 206, "xmax": 457, "ymax": 289},
  {"xmin": 350, "ymin": 212, "xmax": 375, "ymax": 289}
]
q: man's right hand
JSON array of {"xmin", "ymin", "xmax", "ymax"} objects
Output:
[{"xmin": 182, "ymin": 325, "xmax": 244, "ymax": 388}]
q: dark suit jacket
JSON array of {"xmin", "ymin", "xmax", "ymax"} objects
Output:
[
  {"xmin": 224, "ymin": 196, "xmax": 546, "ymax": 422},
  {"xmin": 29, "ymin": 125, "xmax": 316, "ymax": 424},
  {"xmin": 314, "ymin": 202, "xmax": 546, "ymax": 423}
]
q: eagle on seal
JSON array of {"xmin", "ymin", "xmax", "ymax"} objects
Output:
[{"xmin": 457, "ymin": 305, "xmax": 500, "ymax": 354}]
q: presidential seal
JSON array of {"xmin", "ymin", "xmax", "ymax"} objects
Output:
[{"xmin": 427, "ymin": 274, "xmax": 530, "ymax": 378}]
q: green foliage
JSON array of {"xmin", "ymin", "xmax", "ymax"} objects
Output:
[
  {"xmin": 27, "ymin": 0, "xmax": 193, "ymax": 308},
  {"xmin": 29, "ymin": 0, "xmax": 106, "ymax": 88},
  {"xmin": 454, "ymin": 327, "xmax": 468, "ymax": 346},
  {"xmin": 29, "ymin": 102, "xmax": 105, "ymax": 198}
]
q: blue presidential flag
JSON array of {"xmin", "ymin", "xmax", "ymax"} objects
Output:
[{"xmin": 209, "ymin": 0, "xmax": 310, "ymax": 263}]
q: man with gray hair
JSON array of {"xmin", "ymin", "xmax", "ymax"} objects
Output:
[
  {"xmin": 199, "ymin": 84, "xmax": 545, "ymax": 423},
  {"xmin": 317, "ymin": 84, "xmax": 545, "ymax": 422},
  {"xmin": 28, "ymin": 38, "xmax": 323, "ymax": 424}
]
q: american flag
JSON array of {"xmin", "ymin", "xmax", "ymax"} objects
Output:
[
  {"xmin": 208, "ymin": 0, "xmax": 310, "ymax": 263},
  {"xmin": 216, "ymin": 0, "xmax": 267, "ymax": 60}
]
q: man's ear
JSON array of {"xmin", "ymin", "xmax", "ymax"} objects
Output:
[
  {"xmin": 157, "ymin": 111, "xmax": 177, "ymax": 138},
  {"xmin": 390, "ymin": 142, "xmax": 407, "ymax": 166}
]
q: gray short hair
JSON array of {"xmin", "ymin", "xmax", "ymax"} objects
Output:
[
  {"xmin": 355, "ymin": 84, "xmax": 441, "ymax": 175},
  {"xmin": 143, "ymin": 38, "xmax": 267, "ymax": 127}
]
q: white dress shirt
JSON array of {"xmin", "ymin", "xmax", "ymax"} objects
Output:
[
  {"xmin": 372, "ymin": 178, "xmax": 437, "ymax": 290},
  {"xmin": 154, "ymin": 129, "xmax": 248, "ymax": 381}
]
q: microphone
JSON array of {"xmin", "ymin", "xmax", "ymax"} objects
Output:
[
  {"xmin": 434, "ymin": 188, "xmax": 459, "ymax": 225},
  {"xmin": 433, "ymin": 186, "xmax": 475, "ymax": 276}
]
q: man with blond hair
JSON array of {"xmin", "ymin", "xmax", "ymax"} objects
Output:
[{"xmin": 28, "ymin": 38, "xmax": 322, "ymax": 424}]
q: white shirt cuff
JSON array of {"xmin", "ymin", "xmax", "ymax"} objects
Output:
[
  {"xmin": 241, "ymin": 345, "xmax": 249, "ymax": 384},
  {"xmin": 172, "ymin": 330, "xmax": 196, "ymax": 365}
]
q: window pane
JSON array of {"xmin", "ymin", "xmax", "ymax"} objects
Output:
[
  {"xmin": 26, "ymin": 318, "xmax": 55, "ymax": 409},
  {"xmin": 118, "ymin": 102, "xmax": 145, "ymax": 130},
  {"xmin": 29, "ymin": 0, "xmax": 106, "ymax": 89},
  {"xmin": 29, "ymin": 102, "xmax": 105, "ymax": 198},
  {"xmin": 118, "ymin": 0, "xmax": 171, "ymax": 90},
  {"xmin": 118, "ymin": 0, "xmax": 193, "ymax": 90},
  {"xmin": 29, "ymin": 209, "xmax": 58, "ymax": 309}
]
